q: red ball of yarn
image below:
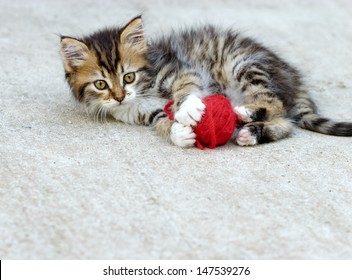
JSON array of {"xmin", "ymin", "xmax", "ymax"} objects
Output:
[
  {"xmin": 194, "ymin": 94, "xmax": 237, "ymax": 149},
  {"xmin": 164, "ymin": 94, "xmax": 237, "ymax": 150}
]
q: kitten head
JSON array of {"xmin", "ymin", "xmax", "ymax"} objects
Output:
[{"xmin": 60, "ymin": 16, "xmax": 153, "ymax": 116}]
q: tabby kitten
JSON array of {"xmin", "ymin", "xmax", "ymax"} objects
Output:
[{"xmin": 60, "ymin": 16, "xmax": 352, "ymax": 147}]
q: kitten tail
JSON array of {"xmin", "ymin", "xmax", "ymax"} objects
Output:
[{"xmin": 297, "ymin": 114, "xmax": 352, "ymax": 136}]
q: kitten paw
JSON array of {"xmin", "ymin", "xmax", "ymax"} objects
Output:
[
  {"xmin": 234, "ymin": 106, "xmax": 267, "ymax": 123},
  {"xmin": 170, "ymin": 122, "xmax": 196, "ymax": 147},
  {"xmin": 235, "ymin": 126, "xmax": 259, "ymax": 146},
  {"xmin": 234, "ymin": 106, "xmax": 254, "ymax": 123},
  {"xmin": 174, "ymin": 95, "xmax": 205, "ymax": 126}
]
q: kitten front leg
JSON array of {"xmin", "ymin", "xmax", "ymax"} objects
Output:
[
  {"xmin": 155, "ymin": 67, "xmax": 209, "ymax": 147},
  {"xmin": 171, "ymin": 71, "xmax": 207, "ymax": 127},
  {"xmin": 109, "ymin": 96, "xmax": 167, "ymax": 126},
  {"xmin": 174, "ymin": 95, "xmax": 206, "ymax": 126},
  {"xmin": 170, "ymin": 122, "xmax": 197, "ymax": 147},
  {"xmin": 167, "ymin": 71, "xmax": 208, "ymax": 147},
  {"xmin": 155, "ymin": 117, "xmax": 196, "ymax": 148},
  {"xmin": 169, "ymin": 94, "xmax": 205, "ymax": 147},
  {"xmin": 154, "ymin": 70, "xmax": 208, "ymax": 148}
]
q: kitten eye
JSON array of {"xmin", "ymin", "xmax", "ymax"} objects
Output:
[
  {"xmin": 123, "ymin": 72, "xmax": 136, "ymax": 84},
  {"xmin": 94, "ymin": 80, "xmax": 108, "ymax": 90}
]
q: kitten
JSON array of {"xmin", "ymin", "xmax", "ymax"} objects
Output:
[{"xmin": 60, "ymin": 16, "xmax": 352, "ymax": 147}]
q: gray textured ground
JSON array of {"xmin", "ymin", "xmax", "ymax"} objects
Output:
[{"xmin": 1, "ymin": 0, "xmax": 351, "ymax": 259}]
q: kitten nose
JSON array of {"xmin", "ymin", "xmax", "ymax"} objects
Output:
[{"xmin": 115, "ymin": 96, "xmax": 125, "ymax": 103}]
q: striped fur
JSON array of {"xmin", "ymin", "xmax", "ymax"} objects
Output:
[{"xmin": 60, "ymin": 16, "xmax": 352, "ymax": 147}]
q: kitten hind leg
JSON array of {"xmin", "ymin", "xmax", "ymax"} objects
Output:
[
  {"xmin": 234, "ymin": 105, "xmax": 267, "ymax": 123},
  {"xmin": 235, "ymin": 117, "xmax": 293, "ymax": 146},
  {"xmin": 233, "ymin": 97, "xmax": 291, "ymax": 146}
]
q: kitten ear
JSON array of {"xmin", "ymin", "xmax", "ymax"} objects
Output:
[
  {"xmin": 60, "ymin": 36, "xmax": 89, "ymax": 71},
  {"xmin": 119, "ymin": 16, "xmax": 146, "ymax": 50}
]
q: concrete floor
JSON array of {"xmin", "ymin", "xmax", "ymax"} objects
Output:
[{"xmin": 1, "ymin": 0, "xmax": 351, "ymax": 259}]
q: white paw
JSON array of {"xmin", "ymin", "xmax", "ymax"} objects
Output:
[
  {"xmin": 170, "ymin": 122, "xmax": 196, "ymax": 147},
  {"xmin": 174, "ymin": 95, "xmax": 205, "ymax": 126},
  {"xmin": 234, "ymin": 106, "xmax": 253, "ymax": 123},
  {"xmin": 235, "ymin": 127, "xmax": 258, "ymax": 146}
]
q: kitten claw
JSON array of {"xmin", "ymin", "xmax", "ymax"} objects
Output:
[
  {"xmin": 170, "ymin": 122, "xmax": 196, "ymax": 147},
  {"xmin": 174, "ymin": 95, "xmax": 205, "ymax": 126}
]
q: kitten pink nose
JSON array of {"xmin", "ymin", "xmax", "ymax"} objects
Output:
[{"xmin": 114, "ymin": 96, "xmax": 125, "ymax": 103}]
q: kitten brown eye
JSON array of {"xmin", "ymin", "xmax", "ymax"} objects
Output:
[
  {"xmin": 123, "ymin": 72, "xmax": 135, "ymax": 84},
  {"xmin": 94, "ymin": 80, "xmax": 108, "ymax": 90}
]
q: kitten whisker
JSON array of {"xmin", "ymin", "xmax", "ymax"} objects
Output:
[
  {"xmin": 93, "ymin": 104, "xmax": 102, "ymax": 122},
  {"xmin": 98, "ymin": 104, "xmax": 106, "ymax": 122},
  {"xmin": 102, "ymin": 106, "xmax": 108, "ymax": 122}
]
